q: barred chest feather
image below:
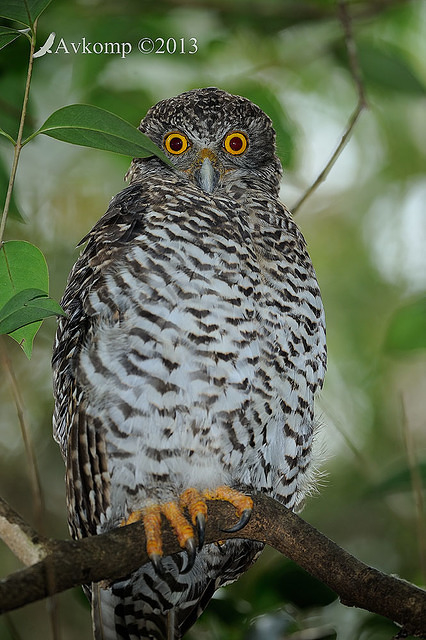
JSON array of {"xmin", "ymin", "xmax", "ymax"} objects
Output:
[{"xmin": 62, "ymin": 175, "xmax": 326, "ymax": 532}]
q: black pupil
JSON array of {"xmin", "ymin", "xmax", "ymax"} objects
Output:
[
  {"xmin": 230, "ymin": 136, "xmax": 243, "ymax": 151},
  {"xmin": 169, "ymin": 136, "xmax": 183, "ymax": 151}
]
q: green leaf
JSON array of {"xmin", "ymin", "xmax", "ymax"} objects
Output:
[
  {"xmin": 333, "ymin": 38, "xmax": 426, "ymax": 96},
  {"xmin": 0, "ymin": 240, "xmax": 61, "ymax": 357},
  {"xmin": 0, "ymin": 287, "xmax": 65, "ymax": 334},
  {"xmin": 0, "ymin": 26, "xmax": 26, "ymax": 50},
  {"xmin": 33, "ymin": 104, "xmax": 171, "ymax": 164},
  {"xmin": 331, "ymin": 38, "xmax": 426, "ymax": 96},
  {"xmin": 357, "ymin": 42, "xmax": 426, "ymax": 95},
  {"xmin": 0, "ymin": 0, "xmax": 53, "ymax": 27},
  {"xmin": 385, "ymin": 298, "xmax": 426, "ymax": 353}
]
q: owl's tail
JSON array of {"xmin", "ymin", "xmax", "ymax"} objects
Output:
[
  {"xmin": 92, "ymin": 583, "xmax": 117, "ymax": 640},
  {"xmin": 91, "ymin": 581, "xmax": 179, "ymax": 640}
]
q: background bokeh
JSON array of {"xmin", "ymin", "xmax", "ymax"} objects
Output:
[{"xmin": 1, "ymin": 1, "xmax": 425, "ymax": 638}]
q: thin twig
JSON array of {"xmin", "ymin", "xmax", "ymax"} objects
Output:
[
  {"xmin": 292, "ymin": 101, "xmax": 364, "ymax": 214},
  {"xmin": 0, "ymin": 19, "xmax": 38, "ymax": 245},
  {"xmin": 338, "ymin": 0, "xmax": 368, "ymax": 109},
  {"xmin": 292, "ymin": 0, "xmax": 367, "ymax": 214},
  {"xmin": 0, "ymin": 339, "xmax": 45, "ymax": 533}
]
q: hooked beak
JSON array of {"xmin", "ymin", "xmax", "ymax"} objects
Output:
[{"xmin": 193, "ymin": 150, "xmax": 221, "ymax": 194}]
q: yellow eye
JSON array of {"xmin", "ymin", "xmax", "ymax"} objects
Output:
[
  {"xmin": 223, "ymin": 131, "xmax": 248, "ymax": 155},
  {"xmin": 164, "ymin": 132, "xmax": 188, "ymax": 155}
]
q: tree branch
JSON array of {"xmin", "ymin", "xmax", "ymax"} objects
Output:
[
  {"xmin": 0, "ymin": 497, "xmax": 51, "ymax": 566},
  {"xmin": 0, "ymin": 493, "xmax": 425, "ymax": 637}
]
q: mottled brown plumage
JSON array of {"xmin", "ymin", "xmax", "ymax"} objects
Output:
[{"xmin": 52, "ymin": 87, "xmax": 326, "ymax": 639}]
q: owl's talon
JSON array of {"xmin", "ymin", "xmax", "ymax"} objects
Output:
[
  {"xmin": 202, "ymin": 485, "xmax": 253, "ymax": 534},
  {"xmin": 182, "ymin": 537, "xmax": 196, "ymax": 574},
  {"xmin": 122, "ymin": 486, "xmax": 252, "ymax": 574},
  {"xmin": 150, "ymin": 552, "xmax": 165, "ymax": 576},
  {"xmin": 221, "ymin": 507, "xmax": 252, "ymax": 533},
  {"xmin": 196, "ymin": 512, "xmax": 206, "ymax": 550}
]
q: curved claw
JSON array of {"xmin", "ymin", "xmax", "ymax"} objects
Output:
[
  {"xmin": 149, "ymin": 553, "xmax": 165, "ymax": 576},
  {"xmin": 221, "ymin": 508, "xmax": 252, "ymax": 533},
  {"xmin": 181, "ymin": 537, "xmax": 196, "ymax": 574},
  {"xmin": 196, "ymin": 513, "xmax": 206, "ymax": 550}
]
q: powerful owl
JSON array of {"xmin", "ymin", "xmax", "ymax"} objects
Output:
[{"xmin": 52, "ymin": 87, "xmax": 326, "ymax": 639}]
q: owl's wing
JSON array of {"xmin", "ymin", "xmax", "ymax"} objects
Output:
[{"xmin": 52, "ymin": 182, "xmax": 149, "ymax": 537}]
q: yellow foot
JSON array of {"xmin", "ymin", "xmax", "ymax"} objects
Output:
[
  {"xmin": 202, "ymin": 486, "xmax": 253, "ymax": 533},
  {"xmin": 121, "ymin": 486, "xmax": 253, "ymax": 573}
]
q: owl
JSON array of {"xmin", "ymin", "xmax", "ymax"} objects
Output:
[{"xmin": 52, "ymin": 87, "xmax": 326, "ymax": 640}]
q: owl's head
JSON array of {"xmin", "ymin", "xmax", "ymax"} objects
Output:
[{"xmin": 136, "ymin": 87, "xmax": 282, "ymax": 196}]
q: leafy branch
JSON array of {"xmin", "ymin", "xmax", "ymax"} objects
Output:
[
  {"xmin": 0, "ymin": 493, "xmax": 425, "ymax": 638},
  {"xmin": 0, "ymin": 1, "xmax": 167, "ymax": 358},
  {"xmin": 0, "ymin": 20, "xmax": 36, "ymax": 244}
]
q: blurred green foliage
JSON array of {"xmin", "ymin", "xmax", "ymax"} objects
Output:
[
  {"xmin": 0, "ymin": 0, "xmax": 425, "ymax": 638},
  {"xmin": 385, "ymin": 298, "xmax": 426, "ymax": 353}
]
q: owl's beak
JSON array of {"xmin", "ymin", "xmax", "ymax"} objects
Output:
[{"xmin": 193, "ymin": 150, "xmax": 220, "ymax": 194}]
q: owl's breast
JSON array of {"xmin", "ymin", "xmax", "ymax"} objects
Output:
[
  {"xmin": 76, "ymin": 216, "xmax": 262, "ymax": 500},
  {"xmin": 81, "ymin": 219, "xmax": 261, "ymax": 407},
  {"xmin": 73, "ymin": 188, "xmax": 325, "ymax": 514}
]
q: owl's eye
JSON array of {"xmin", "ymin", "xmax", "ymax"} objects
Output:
[
  {"xmin": 164, "ymin": 132, "xmax": 189, "ymax": 155},
  {"xmin": 223, "ymin": 131, "xmax": 248, "ymax": 155}
]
